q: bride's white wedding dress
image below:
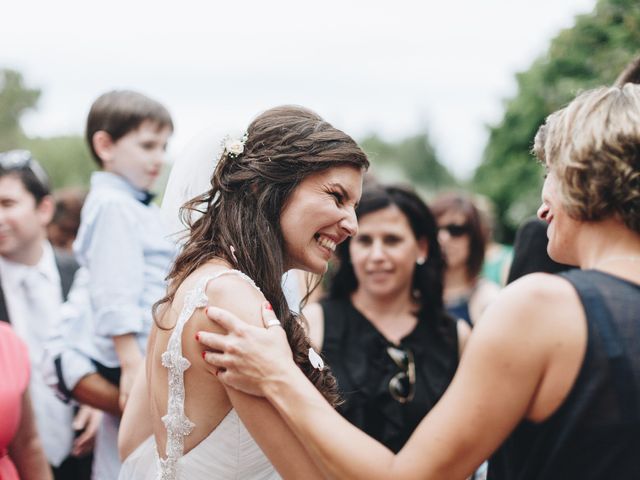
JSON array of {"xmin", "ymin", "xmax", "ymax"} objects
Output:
[{"xmin": 118, "ymin": 270, "xmax": 281, "ymax": 480}]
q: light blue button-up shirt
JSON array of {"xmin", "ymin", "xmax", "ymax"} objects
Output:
[{"xmin": 73, "ymin": 172, "xmax": 176, "ymax": 367}]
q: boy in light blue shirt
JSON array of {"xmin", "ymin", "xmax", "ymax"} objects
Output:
[{"xmin": 66, "ymin": 90, "xmax": 176, "ymax": 479}]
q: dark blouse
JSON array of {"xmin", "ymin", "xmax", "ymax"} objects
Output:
[
  {"xmin": 489, "ymin": 270, "xmax": 640, "ymax": 479},
  {"xmin": 320, "ymin": 298, "xmax": 459, "ymax": 453},
  {"xmin": 446, "ymin": 297, "xmax": 472, "ymax": 327}
]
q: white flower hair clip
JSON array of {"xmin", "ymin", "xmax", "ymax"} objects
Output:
[{"xmin": 222, "ymin": 132, "xmax": 248, "ymax": 159}]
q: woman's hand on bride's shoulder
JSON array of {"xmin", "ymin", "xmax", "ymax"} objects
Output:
[{"xmin": 197, "ymin": 302, "xmax": 294, "ymax": 397}]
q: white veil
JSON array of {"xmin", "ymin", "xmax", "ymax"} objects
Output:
[
  {"xmin": 160, "ymin": 129, "xmax": 303, "ymax": 313},
  {"xmin": 161, "ymin": 130, "xmax": 221, "ymax": 242}
]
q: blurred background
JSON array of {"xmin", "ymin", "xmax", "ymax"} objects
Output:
[{"xmin": 2, "ymin": 0, "xmax": 638, "ymax": 241}]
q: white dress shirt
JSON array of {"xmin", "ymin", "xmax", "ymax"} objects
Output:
[
  {"xmin": 0, "ymin": 241, "xmax": 74, "ymax": 466},
  {"xmin": 43, "ymin": 266, "xmax": 100, "ymax": 399}
]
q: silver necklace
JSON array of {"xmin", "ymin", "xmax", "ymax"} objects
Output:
[{"xmin": 594, "ymin": 255, "xmax": 640, "ymax": 269}]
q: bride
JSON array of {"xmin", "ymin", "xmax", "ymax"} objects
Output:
[{"xmin": 117, "ymin": 105, "xmax": 369, "ymax": 479}]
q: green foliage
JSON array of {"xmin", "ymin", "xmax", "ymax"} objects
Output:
[
  {"xmin": 24, "ymin": 136, "xmax": 95, "ymax": 188},
  {"xmin": 473, "ymin": 0, "xmax": 640, "ymax": 241},
  {"xmin": 0, "ymin": 69, "xmax": 40, "ymax": 151},
  {"xmin": 0, "ymin": 68, "xmax": 94, "ymax": 189},
  {"xmin": 360, "ymin": 132, "xmax": 458, "ymax": 193}
]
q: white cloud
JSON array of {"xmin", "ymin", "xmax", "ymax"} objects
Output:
[{"xmin": 2, "ymin": 0, "xmax": 595, "ymax": 178}]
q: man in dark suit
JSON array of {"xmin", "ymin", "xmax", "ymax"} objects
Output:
[{"xmin": 0, "ymin": 150, "xmax": 95, "ymax": 480}]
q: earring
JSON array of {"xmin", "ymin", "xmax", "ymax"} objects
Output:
[{"xmin": 416, "ymin": 256, "xmax": 426, "ymax": 266}]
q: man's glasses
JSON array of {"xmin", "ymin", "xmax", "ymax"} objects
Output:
[
  {"xmin": 386, "ymin": 346, "xmax": 416, "ymax": 404},
  {"xmin": 439, "ymin": 223, "xmax": 470, "ymax": 238},
  {"xmin": 0, "ymin": 150, "xmax": 50, "ymax": 188}
]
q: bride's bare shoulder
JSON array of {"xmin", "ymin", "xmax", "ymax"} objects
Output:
[
  {"xmin": 153, "ymin": 260, "xmax": 233, "ymax": 330},
  {"xmin": 178, "ymin": 261, "xmax": 266, "ymax": 332},
  {"xmin": 174, "ymin": 259, "xmax": 235, "ymax": 295}
]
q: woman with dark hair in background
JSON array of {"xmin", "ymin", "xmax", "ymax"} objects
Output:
[
  {"xmin": 431, "ymin": 193, "xmax": 500, "ymax": 326},
  {"xmin": 506, "ymin": 217, "xmax": 571, "ymax": 284},
  {"xmin": 304, "ymin": 184, "xmax": 469, "ymax": 453}
]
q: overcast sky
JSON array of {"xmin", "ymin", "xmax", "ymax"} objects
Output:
[{"xmin": 2, "ymin": 0, "xmax": 595, "ymax": 178}]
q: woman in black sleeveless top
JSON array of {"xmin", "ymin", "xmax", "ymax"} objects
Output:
[
  {"xmin": 200, "ymin": 83, "xmax": 640, "ymax": 479},
  {"xmin": 303, "ymin": 185, "xmax": 466, "ymax": 453}
]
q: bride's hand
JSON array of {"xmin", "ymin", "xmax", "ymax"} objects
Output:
[{"xmin": 198, "ymin": 302, "xmax": 295, "ymax": 397}]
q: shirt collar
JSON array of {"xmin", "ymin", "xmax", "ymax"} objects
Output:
[
  {"xmin": 90, "ymin": 171, "xmax": 152, "ymax": 204},
  {"xmin": 38, "ymin": 242, "xmax": 60, "ymax": 285},
  {"xmin": 0, "ymin": 241, "xmax": 59, "ymax": 287}
]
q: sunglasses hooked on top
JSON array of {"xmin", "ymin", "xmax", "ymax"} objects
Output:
[
  {"xmin": 438, "ymin": 223, "xmax": 470, "ymax": 238},
  {"xmin": 0, "ymin": 149, "xmax": 50, "ymax": 189},
  {"xmin": 386, "ymin": 345, "xmax": 416, "ymax": 404}
]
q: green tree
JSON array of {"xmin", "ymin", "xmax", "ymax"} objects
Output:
[
  {"xmin": 473, "ymin": 0, "xmax": 640, "ymax": 240},
  {"xmin": 0, "ymin": 69, "xmax": 40, "ymax": 151},
  {"xmin": 360, "ymin": 132, "xmax": 458, "ymax": 192},
  {"xmin": 25, "ymin": 135, "xmax": 95, "ymax": 188},
  {"xmin": 0, "ymin": 67, "xmax": 94, "ymax": 188}
]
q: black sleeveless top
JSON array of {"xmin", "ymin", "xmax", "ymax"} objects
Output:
[
  {"xmin": 488, "ymin": 269, "xmax": 640, "ymax": 479},
  {"xmin": 320, "ymin": 298, "xmax": 459, "ymax": 453}
]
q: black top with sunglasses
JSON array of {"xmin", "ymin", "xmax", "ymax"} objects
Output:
[{"xmin": 320, "ymin": 298, "xmax": 459, "ymax": 453}]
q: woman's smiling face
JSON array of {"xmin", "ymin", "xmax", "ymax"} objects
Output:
[
  {"xmin": 280, "ymin": 165, "xmax": 363, "ymax": 274},
  {"xmin": 349, "ymin": 205, "xmax": 427, "ymax": 299}
]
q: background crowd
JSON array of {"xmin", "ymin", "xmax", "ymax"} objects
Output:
[{"xmin": 1, "ymin": 2, "xmax": 639, "ymax": 479}]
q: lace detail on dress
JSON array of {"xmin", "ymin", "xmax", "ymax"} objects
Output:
[{"xmin": 158, "ymin": 270, "xmax": 261, "ymax": 480}]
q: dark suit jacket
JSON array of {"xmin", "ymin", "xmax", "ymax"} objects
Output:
[{"xmin": 0, "ymin": 248, "xmax": 79, "ymax": 323}]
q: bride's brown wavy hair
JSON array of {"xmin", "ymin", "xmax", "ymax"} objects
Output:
[{"xmin": 154, "ymin": 105, "xmax": 369, "ymax": 406}]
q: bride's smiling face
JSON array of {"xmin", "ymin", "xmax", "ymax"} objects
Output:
[{"xmin": 280, "ymin": 165, "xmax": 363, "ymax": 274}]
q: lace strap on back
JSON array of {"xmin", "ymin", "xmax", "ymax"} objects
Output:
[{"xmin": 158, "ymin": 269, "xmax": 261, "ymax": 479}]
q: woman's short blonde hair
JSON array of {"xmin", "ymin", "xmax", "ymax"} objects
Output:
[{"xmin": 533, "ymin": 84, "xmax": 640, "ymax": 233}]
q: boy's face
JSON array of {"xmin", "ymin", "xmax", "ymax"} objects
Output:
[
  {"xmin": 101, "ymin": 120, "xmax": 171, "ymax": 191},
  {"xmin": 0, "ymin": 174, "xmax": 53, "ymax": 263}
]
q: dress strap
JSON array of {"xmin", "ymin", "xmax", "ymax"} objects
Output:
[{"xmin": 158, "ymin": 269, "xmax": 261, "ymax": 479}]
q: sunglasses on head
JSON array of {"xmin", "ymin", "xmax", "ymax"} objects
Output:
[
  {"xmin": 386, "ymin": 346, "xmax": 416, "ymax": 404},
  {"xmin": 0, "ymin": 150, "xmax": 49, "ymax": 188},
  {"xmin": 439, "ymin": 223, "xmax": 470, "ymax": 238}
]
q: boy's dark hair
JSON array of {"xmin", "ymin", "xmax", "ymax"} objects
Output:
[
  {"xmin": 0, "ymin": 150, "xmax": 51, "ymax": 204},
  {"xmin": 85, "ymin": 90, "xmax": 174, "ymax": 166}
]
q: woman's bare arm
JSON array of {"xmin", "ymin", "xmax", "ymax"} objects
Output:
[
  {"xmin": 197, "ymin": 274, "xmax": 327, "ymax": 480},
  {"xmin": 118, "ymin": 366, "xmax": 152, "ymax": 460},
  {"xmin": 9, "ymin": 390, "xmax": 53, "ymax": 480},
  {"xmin": 200, "ymin": 274, "xmax": 582, "ymax": 479},
  {"xmin": 72, "ymin": 372, "xmax": 121, "ymax": 416}
]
